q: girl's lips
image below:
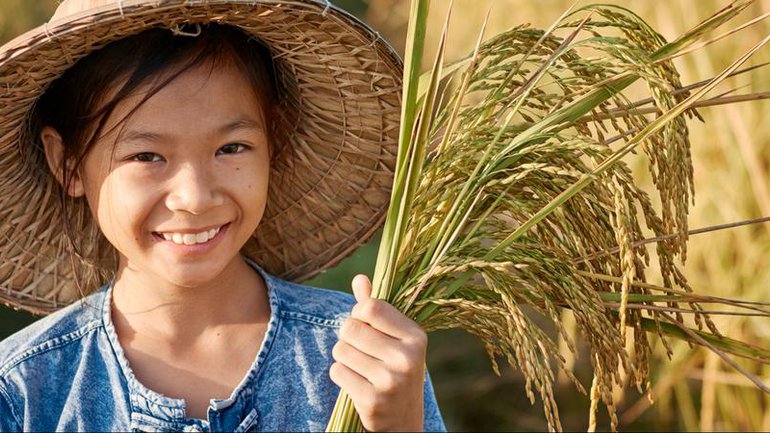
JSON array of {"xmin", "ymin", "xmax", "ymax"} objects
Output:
[{"xmin": 152, "ymin": 223, "xmax": 230, "ymax": 253}]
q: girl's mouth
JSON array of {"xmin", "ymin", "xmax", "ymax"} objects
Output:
[{"xmin": 152, "ymin": 223, "xmax": 229, "ymax": 246}]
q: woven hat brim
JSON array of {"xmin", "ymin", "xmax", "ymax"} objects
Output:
[{"xmin": 0, "ymin": 0, "xmax": 402, "ymax": 315}]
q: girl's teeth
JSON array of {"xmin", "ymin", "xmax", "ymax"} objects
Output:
[{"xmin": 161, "ymin": 227, "xmax": 221, "ymax": 245}]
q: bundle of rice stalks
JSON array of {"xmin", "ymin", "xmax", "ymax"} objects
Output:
[{"xmin": 327, "ymin": 1, "xmax": 770, "ymax": 431}]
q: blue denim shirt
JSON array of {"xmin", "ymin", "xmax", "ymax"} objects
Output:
[{"xmin": 0, "ymin": 261, "xmax": 445, "ymax": 431}]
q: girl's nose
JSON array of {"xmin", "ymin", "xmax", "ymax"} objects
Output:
[{"xmin": 165, "ymin": 163, "xmax": 224, "ymax": 215}]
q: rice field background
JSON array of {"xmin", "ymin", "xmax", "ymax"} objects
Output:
[{"xmin": 0, "ymin": 0, "xmax": 768, "ymax": 430}]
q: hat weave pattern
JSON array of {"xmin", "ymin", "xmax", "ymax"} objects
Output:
[{"xmin": 0, "ymin": 0, "xmax": 402, "ymax": 315}]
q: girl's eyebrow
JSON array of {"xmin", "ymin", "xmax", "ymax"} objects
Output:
[
  {"xmin": 119, "ymin": 116, "xmax": 264, "ymax": 144},
  {"xmin": 120, "ymin": 129, "xmax": 165, "ymax": 144},
  {"xmin": 221, "ymin": 116, "xmax": 264, "ymax": 133}
]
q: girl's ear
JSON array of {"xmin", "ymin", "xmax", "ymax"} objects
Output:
[{"xmin": 40, "ymin": 126, "xmax": 85, "ymax": 197}]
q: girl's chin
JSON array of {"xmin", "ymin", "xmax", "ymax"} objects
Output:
[
  {"xmin": 115, "ymin": 257, "xmax": 233, "ymax": 290},
  {"xmin": 155, "ymin": 270, "xmax": 227, "ymax": 290}
]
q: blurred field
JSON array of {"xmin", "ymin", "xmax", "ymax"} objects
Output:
[{"xmin": 1, "ymin": 0, "xmax": 768, "ymax": 431}]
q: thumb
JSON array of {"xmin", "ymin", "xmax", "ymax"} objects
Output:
[{"xmin": 351, "ymin": 274, "xmax": 372, "ymax": 303}]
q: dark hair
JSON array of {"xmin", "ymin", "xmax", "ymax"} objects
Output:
[
  {"xmin": 32, "ymin": 23, "xmax": 285, "ymax": 267},
  {"xmin": 35, "ymin": 23, "xmax": 283, "ymax": 172}
]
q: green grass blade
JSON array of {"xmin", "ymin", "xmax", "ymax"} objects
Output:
[
  {"xmin": 370, "ymin": 0, "xmax": 431, "ymax": 301},
  {"xmin": 326, "ymin": 1, "xmax": 430, "ymax": 431}
]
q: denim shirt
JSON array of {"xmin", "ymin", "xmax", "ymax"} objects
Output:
[{"xmin": 0, "ymin": 261, "xmax": 446, "ymax": 432}]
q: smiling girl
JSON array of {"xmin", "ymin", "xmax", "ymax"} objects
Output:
[{"xmin": 0, "ymin": 1, "xmax": 444, "ymax": 431}]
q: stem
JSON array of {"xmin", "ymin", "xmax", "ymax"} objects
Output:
[
  {"xmin": 327, "ymin": 0, "xmax": 431, "ymax": 431},
  {"xmin": 576, "ymin": 215, "xmax": 770, "ymax": 262}
]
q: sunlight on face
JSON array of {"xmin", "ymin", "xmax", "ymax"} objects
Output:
[{"xmin": 78, "ymin": 62, "xmax": 271, "ymax": 289}]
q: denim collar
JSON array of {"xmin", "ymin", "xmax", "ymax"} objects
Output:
[{"xmin": 100, "ymin": 257, "xmax": 283, "ymax": 430}]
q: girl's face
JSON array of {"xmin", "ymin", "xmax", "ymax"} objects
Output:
[{"xmin": 69, "ymin": 63, "xmax": 270, "ymax": 288}]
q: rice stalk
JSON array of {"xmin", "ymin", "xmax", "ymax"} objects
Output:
[{"xmin": 327, "ymin": 1, "xmax": 770, "ymax": 431}]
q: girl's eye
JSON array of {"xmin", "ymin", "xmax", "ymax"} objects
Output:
[
  {"xmin": 217, "ymin": 143, "xmax": 249, "ymax": 155},
  {"xmin": 130, "ymin": 152, "xmax": 163, "ymax": 163}
]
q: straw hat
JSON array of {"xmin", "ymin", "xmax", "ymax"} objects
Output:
[{"xmin": 0, "ymin": 0, "xmax": 402, "ymax": 315}]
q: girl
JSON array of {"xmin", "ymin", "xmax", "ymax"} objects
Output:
[{"xmin": 0, "ymin": 0, "xmax": 445, "ymax": 431}]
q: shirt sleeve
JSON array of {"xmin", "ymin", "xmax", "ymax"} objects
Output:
[
  {"xmin": 0, "ymin": 378, "xmax": 21, "ymax": 432},
  {"xmin": 422, "ymin": 370, "xmax": 446, "ymax": 432}
]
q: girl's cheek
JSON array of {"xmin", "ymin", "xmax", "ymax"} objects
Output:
[{"xmin": 93, "ymin": 172, "xmax": 160, "ymax": 230}]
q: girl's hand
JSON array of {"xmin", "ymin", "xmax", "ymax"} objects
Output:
[{"xmin": 330, "ymin": 274, "xmax": 427, "ymax": 432}]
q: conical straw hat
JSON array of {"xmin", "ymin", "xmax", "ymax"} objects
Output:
[{"xmin": 0, "ymin": 0, "xmax": 402, "ymax": 315}]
